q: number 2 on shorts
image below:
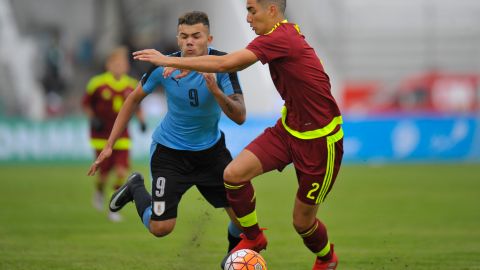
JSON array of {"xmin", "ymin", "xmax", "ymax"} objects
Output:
[{"xmin": 306, "ymin": 182, "xmax": 320, "ymax": 200}]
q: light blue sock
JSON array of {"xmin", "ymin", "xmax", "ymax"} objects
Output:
[
  {"xmin": 228, "ymin": 221, "xmax": 242, "ymax": 238},
  {"xmin": 142, "ymin": 206, "xmax": 152, "ymax": 230}
]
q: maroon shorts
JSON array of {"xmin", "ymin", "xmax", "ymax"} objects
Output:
[
  {"xmin": 246, "ymin": 120, "xmax": 343, "ymax": 205},
  {"xmin": 95, "ymin": 149, "xmax": 130, "ymax": 176}
]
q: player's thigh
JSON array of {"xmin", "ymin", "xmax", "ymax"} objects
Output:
[
  {"xmin": 196, "ymin": 182, "xmax": 230, "ymax": 210},
  {"xmin": 196, "ymin": 144, "xmax": 232, "ymax": 209},
  {"xmin": 150, "ymin": 145, "xmax": 192, "ymax": 221},
  {"xmin": 294, "ymin": 136, "xmax": 343, "ymax": 205},
  {"xmin": 150, "ymin": 169, "xmax": 187, "ymax": 221},
  {"xmin": 223, "ymin": 149, "xmax": 263, "ymax": 183},
  {"xmin": 226, "ymin": 125, "xmax": 291, "ymax": 182}
]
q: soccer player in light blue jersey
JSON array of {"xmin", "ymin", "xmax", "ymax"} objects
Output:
[
  {"xmin": 87, "ymin": 11, "xmax": 246, "ymax": 253},
  {"xmin": 133, "ymin": 1, "xmax": 343, "ymax": 269}
]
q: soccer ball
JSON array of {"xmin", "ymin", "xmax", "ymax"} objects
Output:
[{"xmin": 223, "ymin": 249, "xmax": 267, "ymax": 270}]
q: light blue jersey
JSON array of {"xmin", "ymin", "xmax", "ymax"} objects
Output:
[{"xmin": 140, "ymin": 48, "xmax": 242, "ymax": 151}]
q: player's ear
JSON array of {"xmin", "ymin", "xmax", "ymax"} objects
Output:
[
  {"xmin": 267, "ymin": 4, "xmax": 276, "ymax": 17},
  {"xmin": 207, "ymin": 35, "xmax": 213, "ymax": 45}
]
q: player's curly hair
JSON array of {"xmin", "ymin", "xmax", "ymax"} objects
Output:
[
  {"xmin": 178, "ymin": 11, "xmax": 210, "ymax": 30},
  {"xmin": 257, "ymin": 0, "xmax": 286, "ymax": 14}
]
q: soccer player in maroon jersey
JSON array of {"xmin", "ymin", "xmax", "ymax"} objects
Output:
[
  {"xmin": 82, "ymin": 47, "xmax": 146, "ymax": 222},
  {"xmin": 133, "ymin": 1, "xmax": 342, "ymax": 269}
]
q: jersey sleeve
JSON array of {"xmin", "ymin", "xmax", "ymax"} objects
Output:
[
  {"xmin": 217, "ymin": 72, "xmax": 242, "ymax": 96},
  {"xmin": 140, "ymin": 66, "xmax": 164, "ymax": 94},
  {"xmin": 81, "ymin": 92, "xmax": 92, "ymax": 108},
  {"xmin": 246, "ymin": 32, "xmax": 290, "ymax": 64},
  {"xmin": 83, "ymin": 76, "xmax": 101, "ymax": 107},
  {"xmin": 206, "ymin": 48, "xmax": 243, "ymax": 96},
  {"xmin": 85, "ymin": 75, "xmax": 102, "ymax": 95}
]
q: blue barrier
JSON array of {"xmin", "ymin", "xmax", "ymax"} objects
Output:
[
  {"xmin": 341, "ymin": 115, "xmax": 480, "ymax": 162},
  {"xmin": 220, "ymin": 114, "xmax": 480, "ymax": 163},
  {"xmin": 1, "ymin": 115, "xmax": 479, "ymax": 163}
]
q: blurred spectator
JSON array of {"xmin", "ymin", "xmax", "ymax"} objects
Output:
[
  {"xmin": 42, "ymin": 31, "xmax": 65, "ymax": 94},
  {"xmin": 82, "ymin": 46, "xmax": 146, "ymax": 222},
  {"xmin": 40, "ymin": 29, "xmax": 69, "ymax": 116}
]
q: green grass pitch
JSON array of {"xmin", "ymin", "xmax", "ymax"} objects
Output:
[{"xmin": 1, "ymin": 163, "xmax": 479, "ymax": 269}]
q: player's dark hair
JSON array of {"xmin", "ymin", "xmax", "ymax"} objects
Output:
[
  {"xmin": 178, "ymin": 11, "xmax": 210, "ymax": 30},
  {"xmin": 257, "ymin": 0, "xmax": 286, "ymax": 14}
]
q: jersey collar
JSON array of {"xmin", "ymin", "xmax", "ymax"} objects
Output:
[
  {"xmin": 265, "ymin": 19, "xmax": 288, "ymax": 35},
  {"xmin": 264, "ymin": 19, "xmax": 302, "ymax": 35}
]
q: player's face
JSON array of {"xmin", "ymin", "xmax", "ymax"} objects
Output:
[
  {"xmin": 246, "ymin": 0, "xmax": 271, "ymax": 35},
  {"xmin": 106, "ymin": 54, "xmax": 129, "ymax": 78},
  {"xmin": 177, "ymin": 23, "xmax": 212, "ymax": 57}
]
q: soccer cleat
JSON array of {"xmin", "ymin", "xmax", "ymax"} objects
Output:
[
  {"xmin": 312, "ymin": 244, "xmax": 338, "ymax": 270},
  {"xmin": 108, "ymin": 211, "xmax": 123, "ymax": 222},
  {"xmin": 230, "ymin": 229, "xmax": 268, "ymax": 254},
  {"xmin": 92, "ymin": 191, "xmax": 104, "ymax": 211},
  {"xmin": 109, "ymin": 172, "xmax": 144, "ymax": 212},
  {"xmin": 220, "ymin": 229, "xmax": 268, "ymax": 269}
]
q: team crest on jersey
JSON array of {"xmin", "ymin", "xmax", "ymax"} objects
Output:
[
  {"xmin": 101, "ymin": 89, "xmax": 112, "ymax": 100},
  {"xmin": 153, "ymin": 201, "xmax": 165, "ymax": 216}
]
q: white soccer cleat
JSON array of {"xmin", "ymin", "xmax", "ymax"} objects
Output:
[
  {"xmin": 92, "ymin": 191, "xmax": 104, "ymax": 211},
  {"xmin": 108, "ymin": 211, "xmax": 123, "ymax": 222}
]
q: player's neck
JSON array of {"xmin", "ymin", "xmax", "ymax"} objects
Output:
[
  {"xmin": 111, "ymin": 73, "xmax": 123, "ymax": 80},
  {"xmin": 264, "ymin": 16, "xmax": 287, "ymax": 34},
  {"xmin": 268, "ymin": 16, "xmax": 286, "ymax": 29}
]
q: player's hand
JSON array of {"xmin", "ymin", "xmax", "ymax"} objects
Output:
[
  {"xmin": 87, "ymin": 147, "xmax": 112, "ymax": 176},
  {"xmin": 91, "ymin": 117, "xmax": 103, "ymax": 132},
  {"xmin": 163, "ymin": 67, "xmax": 190, "ymax": 79},
  {"xmin": 132, "ymin": 49, "xmax": 167, "ymax": 66},
  {"xmin": 139, "ymin": 121, "xmax": 147, "ymax": 133},
  {"xmin": 201, "ymin": 73, "xmax": 220, "ymax": 94}
]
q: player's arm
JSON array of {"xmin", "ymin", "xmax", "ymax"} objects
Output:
[
  {"xmin": 202, "ymin": 73, "xmax": 246, "ymax": 125},
  {"xmin": 134, "ymin": 105, "xmax": 147, "ymax": 132},
  {"xmin": 87, "ymin": 85, "xmax": 148, "ymax": 176},
  {"xmin": 81, "ymin": 82, "xmax": 95, "ymax": 116},
  {"xmin": 133, "ymin": 49, "xmax": 258, "ymax": 73},
  {"xmin": 106, "ymin": 86, "xmax": 147, "ymax": 147},
  {"xmin": 81, "ymin": 102, "xmax": 94, "ymax": 118}
]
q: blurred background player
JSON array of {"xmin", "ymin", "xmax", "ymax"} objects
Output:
[
  {"xmin": 88, "ymin": 11, "xmax": 245, "ymax": 254},
  {"xmin": 82, "ymin": 46, "xmax": 147, "ymax": 222},
  {"xmin": 133, "ymin": 0, "xmax": 342, "ymax": 269}
]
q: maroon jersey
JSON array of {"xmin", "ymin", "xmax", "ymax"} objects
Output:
[
  {"xmin": 247, "ymin": 21, "xmax": 342, "ymax": 137},
  {"xmin": 82, "ymin": 72, "xmax": 137, "ymax": 149}
]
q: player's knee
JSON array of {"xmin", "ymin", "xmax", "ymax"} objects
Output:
[
  {"xmin": 115, "ymin": 166, "xmax": 128, "ymax": 179},
  {"xmin": 149, "ymin": 222, "xmax": 175, "ymax": 237},
  {"xmin": 223, "ymin": 164, "xmax": 243, "ymax": 183},
  {"xmin": 292, "ymin": 213, "xmax": 316, "ymax": 232},
  {"xmin": 293, "ymin": 220, "xmax": 311, "ymax": 233}
]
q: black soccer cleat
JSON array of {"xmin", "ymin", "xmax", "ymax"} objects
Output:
[{"xmin": 109, "ymin": 172, "xmax": 144, "ymax": 212}]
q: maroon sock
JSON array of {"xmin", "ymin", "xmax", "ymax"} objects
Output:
[
  {"xmin": 298, "ymin": 219, "xmax": 332, "ymax": 260},
  {"xmin": 225, "ymin": 180, "xmax": 260, "ymax": 239}
]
